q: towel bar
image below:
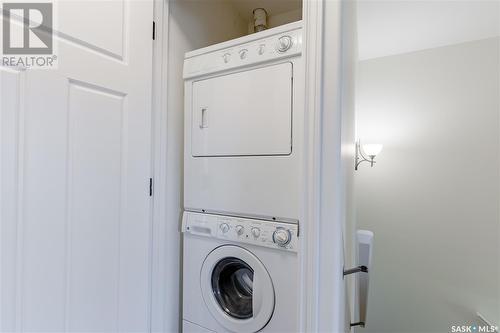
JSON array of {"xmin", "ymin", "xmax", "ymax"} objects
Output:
[
  {"xmin": 346, "ymin": 230, "xmax": 374, "ymax": 329},
  {"xmin": 343, "ymin": 265, "xmax": 368, "ymax": 276}
]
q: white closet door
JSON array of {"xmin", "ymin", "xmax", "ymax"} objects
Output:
[{"xmin": 0, "ymin": 1, "xmax": 153, "ymax": 332}]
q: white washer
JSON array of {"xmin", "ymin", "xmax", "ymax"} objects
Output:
[
  {"xmin": 183, "ymin": 22, "xmax": 304, "ymax": 223},
  {"xmin": 182, "ymin": 212, "xmax": 299, "ymax": 333}
]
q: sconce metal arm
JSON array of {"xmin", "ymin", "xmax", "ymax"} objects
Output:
[{"xmin": 355, "ymin": 141, "xmax": 376, "ymax": 170}]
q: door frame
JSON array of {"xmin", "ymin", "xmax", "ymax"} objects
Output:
[
  {"xmin": 150, "ymin": 0, "xmax": 179, "ymax": 332},
  {"xmin": 150, "ymin": 1, "xmax": 356, "ymax": 332},
  {"xmin": 300, "ymin": 0, "xmax": 357, "ymax": 332},
  {"xmin": 300, "ymin": 0, "xmax": 345, "ymax": 331}
]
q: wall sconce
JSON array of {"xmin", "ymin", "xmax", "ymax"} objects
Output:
[{"xmin": 355, "ymin": 140, "xmax": 383, "ymax": 170}]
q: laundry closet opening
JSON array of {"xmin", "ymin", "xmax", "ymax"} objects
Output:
[
  {"xmin": 163, "ymin": 3, "xmax": 305, "ymax": 332},
  {"xmin": 167, "ymin": 0, "xmax": 304, "ymax": 221}
]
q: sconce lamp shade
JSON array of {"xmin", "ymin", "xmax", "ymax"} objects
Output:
[{"xmin": 362, "ymin": 144, "xmax": 383, "ymax": 157}]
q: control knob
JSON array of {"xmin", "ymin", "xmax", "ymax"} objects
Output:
[
  {"xmin": 219, "ymin": 223, "xmax": 230, "ymax": 233},
  {"xmin": 251, "ymin": 227, "xmax": 261, "ymax": 238},
  {"xmin": 239, "ymin": 49, "xmax": 248, "ymax": 59},
  {"xmin": 235, "ymin": 225, "xmax": 244, "ymax": 236},
  {"xmin": 257, "ymin": 44, "xmax": 266, "ymax": 55},
  {"xmin": 273, "ymin": 228, "xmax": 291, "ymax": 247},
  {"xmin": 276, "ymin": 35, "xmax": 293, "ymax": 53}
]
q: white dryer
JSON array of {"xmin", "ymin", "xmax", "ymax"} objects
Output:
[
  {"xmin": 182, "ymin": 212, "xmax": 299, "ymax": 333},
  {"xmin": 183, "ymin": 22, "xmax": 304, "ymax": 223}
]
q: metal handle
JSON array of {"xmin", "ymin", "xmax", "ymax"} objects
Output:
[
  {"xmin": 200, "ymin": 107, "xmax": 208, "ymax": 128},
  {"xmin": 344, "ymin": 265, "xmax": 368, "ymax": 276}
]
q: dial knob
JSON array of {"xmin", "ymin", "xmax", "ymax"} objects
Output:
[
  {"xmin": 222, "ymin": 53, "xmax": 231, "ymax": 63},
  {"xmin": 273, "ymin": 228, "xmax": 291, "ymax": 247},
  {"xmin": 257, "ymin": 44, "xmax": 266, "ymax": 55},
  {"xmin": 239, "ymin": 49, "xmax": 248, "ymax": 59},
  {"xmin": 219, "ymin": 223, "xmax": 229, "ymax": 233},
  {"xmin": 277, "ymin": 36, "xmax": 293, "ymax": 53},
  {"xmin": 235, "ymin": 225, "xmax": 244, "ymax": 236},
  {"xmin": 251, "ymin": 227, "xmax": 261, "ymax": 238}
]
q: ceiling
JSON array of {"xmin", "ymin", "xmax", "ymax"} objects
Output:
[
  {"xmin": 357, "ymin": 0, "xmax": 500, "ymax": 60},
  {"xmin": 230, "ymin": 0, "xmax": 302, "ymax": 21}
]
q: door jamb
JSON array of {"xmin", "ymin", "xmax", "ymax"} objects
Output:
[
  {"xmin": 300, "ymin": 1, "xmax": 350, "ymax": 332},
  {"xmin": 150, "ymin": 0, "xmax": 180, "ymax": 332}
]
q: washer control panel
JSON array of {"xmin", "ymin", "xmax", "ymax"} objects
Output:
[
  {"xmin": 183, "ymin": 24, "xmax": 302, "ymax": 79},
  {"xmin": 182, "ymin": 211, "xmax": 299, "ymax": 252}
]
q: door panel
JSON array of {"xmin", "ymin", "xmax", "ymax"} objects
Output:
[
  {"xmin": 191, "ymin": 63, "xmax": 293, "ymax": 157},
  {"xmin": 67, "ymin": 81, "xmax": 125, "ymax": 331},
  {"xmin": 0, "ymin": 1, "xmax": 153, "ymax": 331},
  {"xmin": 0, "ymin": 67, "xmax": 25, "ymax": 333},
  {"xmin": 58, "ymin": 1, "xmax": 125, "ymax": 59}
]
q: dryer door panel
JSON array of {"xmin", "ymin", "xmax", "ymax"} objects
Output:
[{"xmin": 191, "ymin": 63, "xmax": 293, "ymax": 157}]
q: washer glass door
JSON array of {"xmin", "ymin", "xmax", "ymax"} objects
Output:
[
  {"xmin": 201, "ymin": 245, "xmax": 275, "ymax": 333},
  {"xmin": 211, "ymin": 257, "xmax": 254, "ymax": 319}
]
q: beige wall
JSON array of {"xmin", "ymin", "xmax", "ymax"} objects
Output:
[
  {"xmin": 247, "ymin": 8, "xmax": 302, "ymax": 34},
  {"xmin": 169, "ymin": 0, "xmax": 247, "ymax": 51},
  {"xmin": 355, "ymin": 37, "xmax": 499, "ymax": 332}
]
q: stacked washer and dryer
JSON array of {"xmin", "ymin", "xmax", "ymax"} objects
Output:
[{"xmin": 182, "ymin": 21, "xmax": 304, "ymax": 333}]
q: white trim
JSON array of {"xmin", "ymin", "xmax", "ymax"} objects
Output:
[
  {"xmin": 318, "ymin": 0, "xmax": 346, "ymax": 331},
  {"xmin": 299, "ymin": 0, "xmax": 324, "ymax": 331},
  {"xmin": 340, "ymin": 0, "xmax": 358, "ymax": 328},
  {"xmin": 300, "ymin": 0, "xmax": 354, "ymax": 332},
  {"xmin": 150, "ymin": 1, "xmax": 180, "ymax": 332}
]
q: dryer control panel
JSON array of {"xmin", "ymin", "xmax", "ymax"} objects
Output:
[
  {"xmin": 182, "ymin": 211, "xmax": 299, "ymax": 252},
  {"xmin": 183, "ymin": 21, "xmax": 302, "ymax": 79}
]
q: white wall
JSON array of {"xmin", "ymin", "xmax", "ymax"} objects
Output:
[
  {"xmin": 357, "ymin": 0, "xmax": 500, "ymax": 60},
  {"xmin": 355, "ymin": 37, "xmax": 499, "ymax": 332}
]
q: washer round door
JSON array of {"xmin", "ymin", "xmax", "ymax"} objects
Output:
[{"xmin": 200, "ymin": 245, "xmax": 275, "ymax": 333}]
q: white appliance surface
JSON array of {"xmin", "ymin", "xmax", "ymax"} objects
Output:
[
  {"xmin": 191, "ymin": 62, "xmax": 292, "ymax": 157},
  {"xmin": 182, "ymin": 211, "xmax": 299, "ymax": 333},
  {"xmin": 184, "ymin": 21, "xmax": 304, "ymax": 222},
  {"xmin": 183, "ymin": 320, "xmax": 216, "ymax": 333}
]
